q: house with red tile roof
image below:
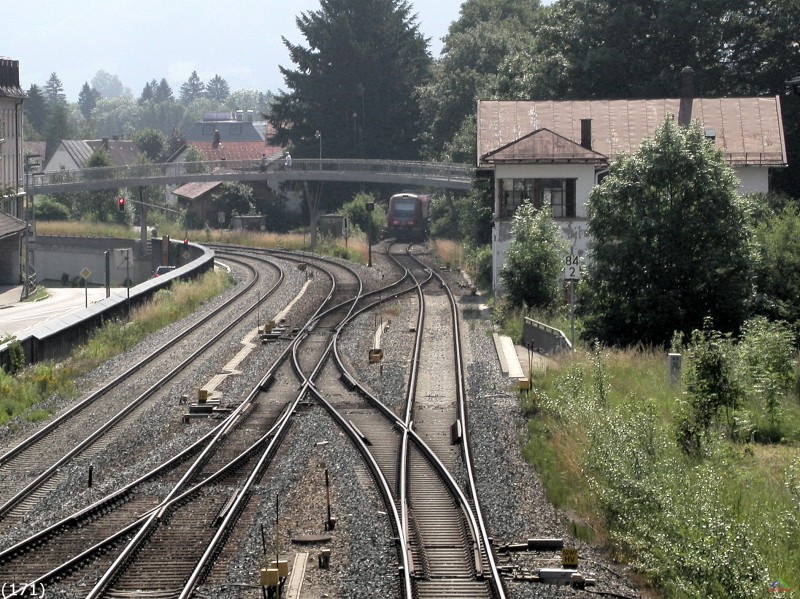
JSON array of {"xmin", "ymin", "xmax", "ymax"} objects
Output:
[
  {"xmin": 478, "ymin": 68, "xmax": 787, "ymax": 292},
  {"xmin": 167, "ymin": 126, "xmax": 286, "ymax": 228}
]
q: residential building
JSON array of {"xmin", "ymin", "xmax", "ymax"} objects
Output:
[
  {"xmin": 0, "ymin": 57, "xmax": 26, "ymax": 286},
  {"xmin": 168, "ymin": 125, "xmax": 286, "ymax": 227},
  {"xmin": 184, "ymin": 111, "xmax": 266, "ymax": 143},
  {"xmin": 478, "ymin": 68, "xmax": 787, "ymax": 292},
  {"xmin": 43, "ymin": 138, "xmax": 143, "ymax": 172}
]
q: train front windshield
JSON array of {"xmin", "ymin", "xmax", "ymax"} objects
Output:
[{"xmin": 393, "ymin": 198, "xmax": 417, "ymax": 216}]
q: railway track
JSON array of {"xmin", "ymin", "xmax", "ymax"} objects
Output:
[
  {"xmin": 0, "ymin": 256, "xmax": 279, "ymax": 533},
  {"xmin": 0, "ymin": 244, "xmax": 514, "ymax": 598}
]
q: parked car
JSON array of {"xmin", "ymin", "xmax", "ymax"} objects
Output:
[{"xmin": 152, "ymin": 265, "xmax": 176, "ymax": 278}]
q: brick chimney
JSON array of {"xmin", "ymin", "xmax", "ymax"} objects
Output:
[
  {"xmin": 678, "ymin": 66, "xmax": 694, "ymax": 127},
  {"xmin": 580, "ymin": 118, "xmax": 592, "ymax": 150},
  {"xmin": 0, "ymin": 58, "xmax": 21, "ymax": 89}
]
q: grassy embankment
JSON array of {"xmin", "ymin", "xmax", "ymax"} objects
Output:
[
  {"xmin": 523, "ymin": 345, "xmax": 800, "ymax": 598},
  {"xmin": 1, "ymin": 266, "xmax": 231, "ymax": 428}
]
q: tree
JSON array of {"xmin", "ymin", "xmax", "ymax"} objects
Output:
[
  {"xmin": 165, "ymin": 128, "xmax": 188, "ymax": 159},
  {"xmin": 33, "ymin": 196, "xmax": 71, "ymax": 220},
  {"xmin": 24, "ymin": 84, "xmax": 47, "ymax": 134},
  {"xmin": 133, "ymin": 128, "xmax": 167, "ymax": 162},
  {"xmin": 44, "ymin": 72, "xmax": 66, "ymax": 106},
  {"xmin": 207, "ymin": 182, "xmax": 254, "ymax": 228},
  {"xmin": 752, "ymin": 204, "xmax": 800, "ymax": 326},
  {"xmin": 417, "ymin": 21, "xmax": 529, "ymax": 161},
  {"xmin": 268, "ymin": 0, "xmax": 431, "ymax": 161},
  {"xmin": 339, "ymin": 192, "xmax": 386, "ymax": 241},
  {"xmin": 78, "ymin": 82, "xmax": 100, "ymax": 119},
  {"xmin": 226, "ymin": 90, "xmax": 271, "ymax": 114},
  {"xmin": 72, "ymin": 148, "xmax": 125, "ymax": 223},
  {"xmin": 205, "ymin": 75, "xmax": 230, "ymax": 102},
  {"xmin": 139, "ymin": 80, "xmax": 156, "ymax": 104},
  {"xmin": 500, "ymin": 201, "xmax": 568, "ymax": 308},
  {"xmin": 678, "ymin": 319, "xmax": 743, "ymax": 454},
  {"xmin": 179, "ymin": 71, "xmax": 205, "ymax": 105},
  {"xmin": 154, "ymin": 78, "xmax": 174, "ymax": 103},
  {"xmin": 43, "ymin": 102, "xmax": 75, "ymax": 160},
  {"xmin": 416, "ymin": 0, "xmax": 543, "ymax": 160},
  {"xmin": 91, "ymin": 70, "xmax": 125, "ymax": 99},
  {"xmin": 582, "ymin": 118, "xmax": 755, "ymax": 346}
]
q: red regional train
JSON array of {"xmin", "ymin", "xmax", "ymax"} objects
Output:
[{"xmin": 387, "ymin": 192, "xmax": 430, "ymax": 241}]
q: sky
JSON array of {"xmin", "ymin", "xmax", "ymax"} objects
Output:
[{"xmin": 3, "ymin": 0, "xmax": 541, "ymax": 103}]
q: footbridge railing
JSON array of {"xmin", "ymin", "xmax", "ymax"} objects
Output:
[{"xmin": 27, "ymin": 158, "xmax": 474, "ymax": 194}]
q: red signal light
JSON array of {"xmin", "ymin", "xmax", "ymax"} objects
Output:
[{"xmin": 117, "ymin": 197, "xmax": 125, "ymax": 212}]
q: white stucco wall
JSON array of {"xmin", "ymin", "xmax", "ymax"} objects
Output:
[
  {"xmin": 733, "ymin": 167, "xmax": 769, "ymax": 195},
  {"xmin": 490, "ymin": 162, "xmax": 773, "ymax": 294},
  {"xmin": 492, "ymin": 163, "xmax": 596, "ymax": 291},
  {"xmin": 43, "ymin": 146, "xmax": 80, "ymax": 172}
]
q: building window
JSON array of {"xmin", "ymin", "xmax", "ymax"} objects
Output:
[{"xmin": 499, "ymin": 178, "xmax": 576, "ymax": 218}]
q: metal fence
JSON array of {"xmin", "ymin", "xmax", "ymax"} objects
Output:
[{"xmin": 28, "ymin": 158, "xmax": 474, "ymax": 194}]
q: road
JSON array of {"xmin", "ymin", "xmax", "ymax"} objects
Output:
[{"xmin": 0, "ymin": 287, "xmax": 124, "ymax": 338}]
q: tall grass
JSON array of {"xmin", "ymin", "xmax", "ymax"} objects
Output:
[
  {"xmin": 430, "ymin": 239, "xmax": 464, "ymax": 269},
  {"xmin": 1, "ymin": 269, "xmax": 232, "ymax": 426},
  {"xmin": 524, "ymin": 347, "xmax": 799, "ymax": 598},
  {"xmin": 37, "ymin": 221, "xmax": 369, "ymax": 264}
]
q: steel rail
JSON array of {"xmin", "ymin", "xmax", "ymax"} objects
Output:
[
  {"xmin": 0, "ymin": 257, "xmax": 280, "ymax": 523},
  {"xmin": 405, "ymin": 248, "xmax": 507, "ymax": 599}
]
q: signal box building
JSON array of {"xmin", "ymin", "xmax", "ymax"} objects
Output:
[{"xmin": 478, "ymin": 68, "xmax": 787, "ymax": 293}]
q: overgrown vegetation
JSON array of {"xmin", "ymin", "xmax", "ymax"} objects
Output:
[
  {"xmin": 0, "ymin": 269, "xmax": 232, "ymax": 426},
  {"xmin": 35, "ymin": 221, "xmax": 369, "ymax": 265},
  {"xmin": 524, "ymin": 320, "xmax": 800, "ymax": 598}
]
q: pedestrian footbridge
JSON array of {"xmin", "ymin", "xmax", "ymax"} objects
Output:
[{"xmin": 27, "ymin": 157, "xmax": 473, "ymax": 195}]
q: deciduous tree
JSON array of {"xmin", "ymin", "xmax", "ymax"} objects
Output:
[
  {"xmin": 134, "ymin": 128, "xmax": 167, "ymax": 162},
  {"xmin": 91, "ymin": 70, "xmax": 126, "ymax": 99},
  {"xmin": 500, "ymin": 201, "xmax": 568, "ymax": 309},
  {"xmin": 582, "ymin": 119, "xmax": 755, "ymax": 346}
]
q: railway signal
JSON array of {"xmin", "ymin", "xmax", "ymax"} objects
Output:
[{"xmin": 117, "ymin": 197, "xmax": 126, "ymax": 212}]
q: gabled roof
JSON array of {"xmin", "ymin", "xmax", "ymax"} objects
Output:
[
  {"xmin": 482, "ymin": 128, "xmax": 607, "ymax": 164},
  {"xmin": 0, "ymin": 212, "xmax": 25, "ymax": 240},
  {"xmin": 50, "ymin": 139, "xmax": 143, "ymax": 169},
  {"xmin": 24, "ymin": 141, "xmax": 47, "ymax": 160},
  {"xmin": 171, "ymin": 181, "xmax": 221, "ymax": 200},
  {"xmin": 478, "ymin": 97, "xmax": 787, "ymax": 168}
]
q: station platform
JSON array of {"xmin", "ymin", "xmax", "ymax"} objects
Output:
[
  {"xmin": 0, "ymin": 285, "xmax": 23, "ymax": 307},
  {"xmin": 493, "ymin": 333, "xmax": 549, "ymax": 382}
]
